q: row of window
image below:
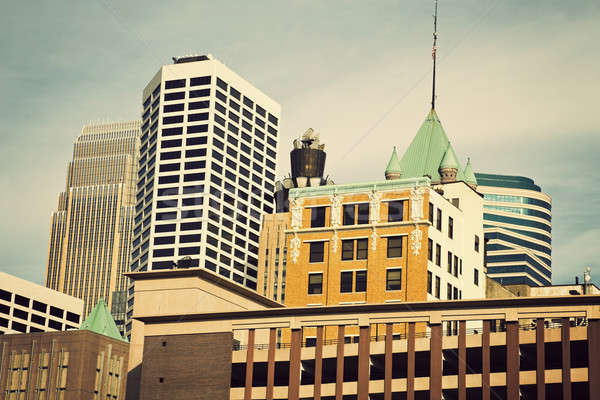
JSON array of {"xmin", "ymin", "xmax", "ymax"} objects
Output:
[
  {"xmin": 428, "ymin": 203, "xmax": 455, "ymax": 239},
  {"xmin": 426, "ymin": 271, "xmax": 464, "ymax": 300},
  {"xmin": 310, "ymin": 201, "xmax": 405, "ymax": 228},
  {"xmin": 0, "ymin": 290, "xmax": 79, "ymax": 322},
  {"xmin": 308, "ymin": 268, "xmax": 402, "ymax": 295},
  {"xmin": 214, "ymin": 77, "xmax": 278, "ymax": 126},
  {"xmin": 308, "ymin": 236, "xmax": 404, "ymax": 263}
]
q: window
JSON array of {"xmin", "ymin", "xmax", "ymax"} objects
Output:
[
  {"xmin": 387, "ymin": 236, "xmax": 403, "ymax": 258},
  {"xmin": 343, "ymin": 204, "xmax": 355, "ymax": 225},
  {"xmin": 14, "ymin": 294, "xmax": 29, "ymax": 308},
  {"xmin": 308, "ymin": 273, "xmax": 323, "ymax": 294},
  {"xmin": 474, "ymin": 269, "xmax": 479, "ymax": 286},
  {"xmin": 435, "ymin": 276, "xmax": 441, "ymax": 298},
  {"xmin": 341, "ymin": 240, "xmax": 354, "ymax": 261},
  {"xmin": 448, "ymin": 217, "xmax": 454, "ymax": 239},
  {"xmin": 357, "ymin": 203, "xmax": 369, "ymax": 224},
  {"xmin": 427, "ymin": 239, "xmax": 433, "ymax": 261},
  {"xmin": 190, "ymin": 76, "xmax": 210, "ymax": 86},
  {"xmin": 165, "ymin": 78, "xmax": 186, "ymax": 89},
  {"xmin": 356, "ymin": 239, "xmax": 368, "ymax": 259},
  {"xmin": 428, "ymin": 202, "xmax": 434, "ymax": 224},
  {"xmin": 309, "ymin": 242, "xmax": 325, "ymax": 263},
  {"xmin": 49, "ymin": 306, "xmax": 64, "ymax": 319},
  {"xmin": 435, "ymin": 244, "xmax": 441, "ymax": 266},
  {"xmin": 355, "ymin": 271, "xmax": 367, "ymax": 292},
  {"xmin": 453, "ymin": 255, "xmax": 459, "ymax": 277},
  {"xmin": 340, "ymin": 271, "xmax": 353, "ymax": 292},
  {"xmin": 447, "ymin": 251, "xmax": 453, "ymax": 273},
  {"xmin": 311, "ymin": 207, "xmax": 326, "ymax": 228},
  {"xmin": 447, "ymin": 283, "xmax": 452, "ymax": 300},
  {"xmin": 474, "ymin": 235, "xmax": 480, "ymax": 252},
  {"xmin": 341, "ymin": 239, "xmax": 368, "ymax": 261},
  {"xmin": 386, "ymin": 269, "xmax": 402, "ymax": 291},
  {"xmin": 427, "ymin": 271, "xmax": 432, "ymax": 294},
  {"xmin": 388, "ymin": 200, "xmax": 404, "ymax": 222},
  {"xmin": 436, "ymin": 209, "xmax": 442, "ymax": 231},
  {"xmin": 0, "ymin": 289, "xmax": 12, "ymax": 302}
]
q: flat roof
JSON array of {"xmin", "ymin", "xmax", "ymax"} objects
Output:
[
  {"xmin": 126, "ymin": 268, "xmax": 284, "ymax": 309},
  {"xmin": 134, "ymin": 294, "xmax": 600, "ymax": 324}
]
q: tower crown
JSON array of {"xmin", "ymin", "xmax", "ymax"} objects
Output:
[
  {"xmin": 439, "ymin": 145, "xmax": 459, "ymax": 183},
  {"xmin": 463, "ymin": 158, "xmax": 478, "ymax": 189},
  {"xmin": 385, "ymin": 146, "xmax": 402, "ymax": 180}
]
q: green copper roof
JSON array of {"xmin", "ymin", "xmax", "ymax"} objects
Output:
[
  {"xmin": 440, "ymin": 145, "xmax": 459, "ymax": 169},
  {"xmin": 385, "ymin": 146, "xmax": 402, "ymax": 175},
  {"xmin": 80, "ymin": 299, "xmax": 127, "ymax": 342},
  {"xmin": 399, "ymin": 109, "xmax": 465, "ymax": 183},
  {"xmin": 463, "ymin": 158, "xmax": 477, "ymax": 185}
]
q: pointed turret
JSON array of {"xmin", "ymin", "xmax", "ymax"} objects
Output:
[
  {"xmin": 439, "ymin": 145, "xmax": 459, "ymax": 183},
  {"xmin": 385, "ymin": 146, "xmax": 402, "ymax": 180},
  {"xmin": 463, "ymin": 158, "xmax": 478, "ymax": 190},
  {"xmin": 80, "ymin": 299, "xmax": 127, "ymax": 342}
]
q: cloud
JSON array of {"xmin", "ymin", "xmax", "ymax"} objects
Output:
[{"xmin": 0, "ymin": 0, "xmax": 598, "ymax": 290}]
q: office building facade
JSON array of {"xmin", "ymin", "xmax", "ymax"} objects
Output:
[
  {"xmin": 45, "ymin": 121, "xmax": 140, "ymax": 335},
  {"xmin": 125, "ymin": 269, "xmax": 600, "ymax": 400},
  {"xmin": 0, "ymin": 272, "xmax": 84, "ymax": 335},
  {"xmin": 128, "ymin": 55, "xmax": 281, "ymax": 332},
  {"xmin": 475, "ymin": 173, "xmax": 552, "ymax": 286}
]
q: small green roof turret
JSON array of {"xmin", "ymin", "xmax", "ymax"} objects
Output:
[
  {"xmin": 439, "ymin": 145, "xmax": 459, "ymax": 169},
  {"xmin": 80, "ymin": 299, "xmax": 127, "ymax": 342},
  {"xmin": 385, "ymin": 146, "xmax": 402, "ymax": 180},
  {"xmin": 463, "ymin": 158, "xmax": 478, "ymax": 189}
]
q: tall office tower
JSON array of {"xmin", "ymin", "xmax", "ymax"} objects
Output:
[
  {"xmin": 128, "ymin": 55, "xmax": 281, "ymax": 331},
  {"xmin": 46, "ymin": 121, "xmax": 141, "ymax": 335},
  {"xmin": 475, "ymin": 173, "xmax": 552, "ymax": 286}
]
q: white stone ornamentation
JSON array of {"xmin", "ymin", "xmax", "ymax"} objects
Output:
[
  {"xmin": 370, "ymin": 228, "xmax": 377, "ymax": 250},
  {"xmin": 409, "ymin": 227, "xmax": 423, "ymax": 256},
  {"xmin": 331, "ymin": 230, "xmax": 339, "ymax": 254},
  {"xmin": 410, "ymin": 186, "xmax": 426, "ymax": 221},
  {"xmin": 290, "ymin": 198, "xmax": 303, "ymax": 230},
  {"xmin": 368, "ymin": 191, "xmax": 382, "ymax": 224},
  {"xmin": 290, "ymin": 233, "xmax": 301, "ymax": 263},
  {"xmin": 330, "ymin": 194, "xmax": 342, "ymax": 228}
]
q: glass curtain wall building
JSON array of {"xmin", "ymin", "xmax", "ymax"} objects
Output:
[
  {"xmin": 127, "ymin": 55, "xmax": 281, "ymax": 333},
  {"xmin": 475, "ymin": 173, "xmax": 552, "ymax": 286},
  {"xmin": 46, "ymin": 121, "xmax": 141, "ymax": 335}
]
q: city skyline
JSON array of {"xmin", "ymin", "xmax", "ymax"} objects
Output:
[{"xmin": 1, "ymin": 0, "xmax": 599, "ymax": 286}]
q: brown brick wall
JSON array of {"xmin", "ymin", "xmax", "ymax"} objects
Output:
[
  {"xmin": 0, "ymin": 330, "xmax": 129, "ymax": 400},
  {"xmin": 139, "ymin": 332, "xmax": 233, "ymax": 400}
]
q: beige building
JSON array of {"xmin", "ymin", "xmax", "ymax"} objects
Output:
[
  {"xmin": 0, "ymin": 272, "xmax": 83, "ymax": 335},
  {"xmin": 124, "ymin": 268, "xmax": 600, "ymax": 400},
  {"xmin": 257, "ymin": 213, "xmax": 289, "ymax": 302},
  {"xmin": 45, "ymin": 121, "xmax": 140, "ymax": 335}
]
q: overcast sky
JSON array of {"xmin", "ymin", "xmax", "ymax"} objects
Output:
[{"xmin": 1, "ymin": 0, "xmax": 599, "ymax": 286}]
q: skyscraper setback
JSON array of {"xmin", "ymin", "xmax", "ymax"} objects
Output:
[
  {"xmin": 46, "ymin": 121, "xmax": 140, "ymax": 334},
  {"xmin": 128, "ymin": 55, "xmax": 281, "ymax": 328}
]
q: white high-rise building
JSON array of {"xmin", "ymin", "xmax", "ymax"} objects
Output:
[{"xmin": 127, "ymin": 56, "xmax": 281, "ymax": 331}]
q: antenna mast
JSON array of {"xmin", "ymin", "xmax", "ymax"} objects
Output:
[{"xmin": 431, "ymin": 0, "xmax": 439, "ymax": 110}]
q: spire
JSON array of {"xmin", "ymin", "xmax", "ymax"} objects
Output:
[
  {"xmin": 439, "ymin": 145, "xmax": 459, "ymax": 183},
  {"xmin": 80, "ymin": 299, "xmax": 127, "ymax": 342},
  {"xmin": 431, "ymin": 0, "xmax": 439, "ymax": 110},
  {"xmin": 463, "ymin": 157, "xmax": 478, "ymax": 189},
  {"xmin": 385, "ymin": 146, "xmax": 402, "ymax": 180}
]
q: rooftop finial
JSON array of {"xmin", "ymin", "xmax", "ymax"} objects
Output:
[{"xmin": 431, "ymin": 0, "xmax": 439, "ymax": 110}]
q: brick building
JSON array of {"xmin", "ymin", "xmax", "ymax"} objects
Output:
[{"xmin": 0, "ymin": 300, "xmax": 128, "ymax": 399}]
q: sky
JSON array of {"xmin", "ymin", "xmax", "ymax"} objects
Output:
[{"xmin": 1, "ymin": 0, "xmax": 599, "ymax": 287}]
